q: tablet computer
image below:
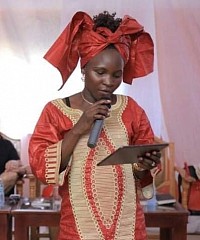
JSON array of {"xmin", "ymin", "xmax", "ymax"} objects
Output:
[{"xmin": 97, "ymin": 143, "xmax": 169, "ymax": 166}]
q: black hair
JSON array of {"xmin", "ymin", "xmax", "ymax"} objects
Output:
[{"xmin": 93, "ymin": 11, "xmax": 122, "ymax": 33}]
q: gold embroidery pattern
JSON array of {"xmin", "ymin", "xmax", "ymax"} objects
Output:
[
  {"xmin": 45, "ymin": 141, "xmax": 62, "ymax": 184},
  {"xmin": 52, "ymin": 98, "xmax": 82, "ymax": 125},
  {"xmin": 103, "ymin": 95, "xmax": 136, "ymax": 239},
  {"xmin": 69, "ymin": 135, "xmax": 102, "ymax": 239},
  {"xmin": 68, "ymin": 95, "xmax": 136, "ymax": 239}
]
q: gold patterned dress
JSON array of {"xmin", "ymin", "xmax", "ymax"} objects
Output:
[{"xmin": 29, "ymin": 94, "xmax": 154, "ymax": 240}]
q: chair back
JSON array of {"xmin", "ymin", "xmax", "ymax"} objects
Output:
[{"xmin": 154, "ymin": 136, "xmax": 176, "ymax": 197}]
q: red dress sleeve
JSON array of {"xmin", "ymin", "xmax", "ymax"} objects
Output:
[
  {"xmin": 126, "ymin": 97, "xmax": 154, "ymax": 189},
  {"xmin": 29, "ymin": 101, "xmax": 73, "ymax": 184}
]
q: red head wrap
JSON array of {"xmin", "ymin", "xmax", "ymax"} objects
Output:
[{"xmin": 44, "ymin": 11, "xmax": 154, "ymax": 89}]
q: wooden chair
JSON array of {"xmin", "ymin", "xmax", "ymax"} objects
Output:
[
  {"xmin": 146, "ymin": 136, "xmax": 176, "ymax": 240},
  {"xmin": 154, "ymin": 136, "xmax": 176, "ymax": 197}
]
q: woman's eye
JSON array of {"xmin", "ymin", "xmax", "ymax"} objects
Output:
[
  {"xmin": 96, "ymin": 71, "xmax": 104, "ymax": 75},
  {"xmin": 114, "ymin": 75, "xmax": 121, "ymax": 78},
  {"xmin": 114, "ymin": 73, "xmax": 122, "ymax": 78}
]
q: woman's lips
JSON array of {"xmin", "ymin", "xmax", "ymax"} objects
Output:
[{"xmin": 98, "ymin": 90, "xmax": 111, "ymax": 98}]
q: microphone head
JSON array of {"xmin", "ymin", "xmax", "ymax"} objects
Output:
[
  {"xmin": 102, "ymin": 97, "xmax": 111, "ymax": 109},
  {"xmin": 105, "ymin": 103, "xmax": 111, "ymax": 109}
]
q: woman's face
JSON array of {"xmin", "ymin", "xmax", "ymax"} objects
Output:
[{"xmin": 83, "ymin": 47, "xmax": 124, "ymax": 101}]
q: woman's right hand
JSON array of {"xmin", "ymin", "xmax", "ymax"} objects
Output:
[
  {"xmin": 74, "ymin": 99, "xmax": 111, "ymax": 135},
  {"xmin": 60, "ymin": 99, "xmax": 111, "ymax": 171}
]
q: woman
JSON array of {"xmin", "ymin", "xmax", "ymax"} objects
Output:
[
  {"xmin": 0, "ymin": 133, "xmax": 23, "ymax": 196},
  {"xmin": 29, "ymin": 11, "xmax": 161, "ymax": 240}
]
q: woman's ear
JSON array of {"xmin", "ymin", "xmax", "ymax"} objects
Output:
[
  {"xmin": 81, "ymin": 68, "xmax": 85, "ymax": 75},
  {"xmin": 81, "ymin": 68, "xmax": 86, "ymax": 82}
]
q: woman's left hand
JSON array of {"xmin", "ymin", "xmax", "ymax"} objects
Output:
[{"xmin": 137, "ymin": 151, "xmax": 161, "ymax": 170}]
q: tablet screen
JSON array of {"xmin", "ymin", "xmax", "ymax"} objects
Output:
[{"xmin": 97, "ymin": 143, "xmax": 169, "ymax": 166}]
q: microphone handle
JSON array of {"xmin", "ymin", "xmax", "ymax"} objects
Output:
[{"xmin": 87, "ymin": 119, "xmax": 104, "ymax": 148}]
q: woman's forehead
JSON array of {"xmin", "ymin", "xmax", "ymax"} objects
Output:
[{"xmin": 86, "ymin": 48, "xmax": 124, "ymax": 68}]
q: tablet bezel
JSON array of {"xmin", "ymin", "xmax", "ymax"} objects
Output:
[{"xmin": 97, "ymin": 143, "xmax": 169, "ymax": 166}]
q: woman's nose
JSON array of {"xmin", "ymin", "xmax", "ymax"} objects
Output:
[{"xmin": 103, "ymin": 75, "xmax": 113, "ymax": 86}]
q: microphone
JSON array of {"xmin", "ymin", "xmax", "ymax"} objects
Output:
[{"xmin": 87, "ymin": 103, "xmax": 111, "ymax": 148}]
